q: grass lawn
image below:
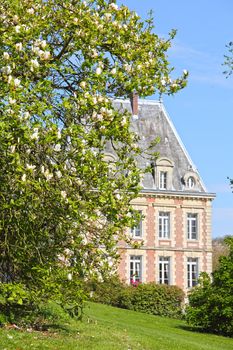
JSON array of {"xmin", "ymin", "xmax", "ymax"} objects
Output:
[{"xmin": 0, "ymin": 302, "xmax": 232, "ymax": 350}]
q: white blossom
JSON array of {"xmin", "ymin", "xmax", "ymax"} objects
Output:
[
  {"xmin": 27, "ymin": 8, "xmax": 35, "ymax": 15},
  {"xmin": 80, "ymin": 81, "xmax": 86, "ymax": 89},
  {"xmin": 40, "ymin": 40, "xmax": 47, "ymax": 49},
  {"xmin": 24, "ymin": 111, "xmax": 30, "ymax": 119},
  {"xmin": 40, "ymin": 50, "xmax": 50, "ymax": 60},
  {"xmin": 109, "ymin": 3, "xmax": 118, "ymax": 10},
  {"xmin": 124, "ymin": 63, "xmax": 131, "ymax": 72},
  {"xmin": 67, "ymin": 273, "xmax": 72, "ymax": 281},
  {"xmin": 91, "ymin": 49, "xmax": 98, "ymax": 58},
  {"xmin": 96, "ymin": 67, "xmax": 102, "ymax": 75},
  {"xmin": 15, "ymin": 42, "xmax": 23, "ymax": 51},
  {"xmin": 183, "ymin": 69, "xmax": 188, "ymax": 75},
  {"xmin": 10, "ymin": 145, "xmax": 16, "ymax": 153},
  {"xmin": 21, "ymin": 174, "xmax": 26, "ymax": 182},
  {"xmin": 15, "ymin": 25, "xmax": 21, "ymax": 33},
  {"xmin": 30, "ymin": 128, "xmax": 39, "ymax": 140},
  {"xmin": 97, "ymin": 114, "xmax": 103, "ymax": 121},
  {"xmin": 9, "ymin": 98, "xmax": 16, "ymax": 104},
  {"xmin": 172, "ymin": 83, "xmax": 178, "ymax": 89},
  {"xmin": 2, "ymin": 66, "xmax": 12, "ymax": 75},
  {"xmin": 26, "ymin": 164, "xmax": 36, "ymax": 171},
  {"xmin": 104, "ymin": 13, "xmax": 112, "ymax": 21},
  {"xmin": 44, "ymin": 169, "xmax": 53, "ymax": 181},
  {"xmin": 111, "ymin": 67, "xmax": 117, "ymax": 75},
  {"xmin": 61, "ymin": 190, "xmax": 67, "ymax": 199},
  {"xmin": 30, "ymin": 59, "xmax": 39, "ymax": 71},
  {"xmin": 13, "ymin": 15, "xmax": 19, "ymax": 23},
  {"xmin": 56, "ymin": 170, "xmax": 62, "ymax": 178},
  {"xmin": 121, "ymin": 116, "xmax": 127, "ymax": 126},
  {"xmin": 3, "ymin": 52, "xmax": 10, "ymax": 60},
  {"xmin": 54, "ymin": 144, "xmax": 61, "ymax": 152},
  {"xmin": 13, "ymin": 78, "xmax": 21, "ymax": 87},
  {"xmin": 7, "ymin": 75, "xmax": 13, "ymax": 84},
  {"xmin": 161, "ymin": 79, "xmax": 166, "ymax": 86}
]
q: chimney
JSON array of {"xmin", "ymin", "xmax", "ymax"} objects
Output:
[{"xmin": 130, "ymin": 92, "xmax": 139, "ymax": 117}]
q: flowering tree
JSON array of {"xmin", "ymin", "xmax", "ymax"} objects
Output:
[{"xmin": 0, "ymin": 0, "xmax": 187, "ymax": 314}]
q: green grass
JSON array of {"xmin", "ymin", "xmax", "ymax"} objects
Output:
[{"xmin": 0, "ymin": 302, "xmax": 232, "ymax": 350}]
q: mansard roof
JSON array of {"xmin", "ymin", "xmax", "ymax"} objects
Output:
[{"xmin": 113, "ymin": 99, "xmax": 212, "ymax": 195}]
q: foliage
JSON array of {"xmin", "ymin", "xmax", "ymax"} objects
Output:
[
  {"xmin": 120, "ymin": 283, "xmax": 184, "ymax": 318},
  {"xmin": 0, "ymin": 283, "xmax": 34, "ymax": 325},
  {"xmin": 0, "ymin": 0, "xmax": 187, "ymax": 320},
  {"xmin": 212, "ymin": 236, "xmax": 229, "ymax": 271},
  {"xmin": 0, "ymin": 282, "xmax": 73, "ymax": 327},
  {"xmin": 186, "ymin": 236, "xmax": 233, "ymax": 337},
  {"xmin": 223, "ymin": 42, "xmax": 233, "ymax": 77},
  {"xmin": 88, "ymin": 278, "xmax": 184, "ymax": 319}
]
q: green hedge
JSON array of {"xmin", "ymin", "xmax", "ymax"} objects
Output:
[{"xmin": 87, "ymin": 277, "xmax": 184, "ymax": 319}]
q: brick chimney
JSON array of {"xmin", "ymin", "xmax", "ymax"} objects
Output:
[{"xmin": 130, "ymin": 92, "xmax": 138, "ymax": 116}]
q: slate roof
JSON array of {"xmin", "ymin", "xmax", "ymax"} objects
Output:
[{"xmin": 112, "ymin": 99, "xmax": 211, "ymax": 195}]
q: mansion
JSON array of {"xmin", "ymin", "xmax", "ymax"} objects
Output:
[{"xmin": 113, "ymin": 97, "xmax": 215, "ymax": 293}]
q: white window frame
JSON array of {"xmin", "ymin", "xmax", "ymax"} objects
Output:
[
  {"xmin": 187, "ymin": 176, "xmax": 195, "ymax": 188},
  {"xmin": 159, "ymin": 256, "xmax": 171, "ymax": 285},
  {"xmin": 159, "ymin": 212, "xmax": 170, "ymax": 239},
  {"xmin": 159, "ymin": 171, "xmax": 167, "ymax": 190},
  {"xmin": 187, "ymin": 213, "xmax": 198, "ymax": 240},
  {"xmin": 187, "ymin": 257, "xmax": 198, "ymax": 288},
  {"xmin": 131, "ymin": 211, "xmax": 142, "ymax": 239},
  {"xmin": 130, "ymin": 256, "xmax": 142, "ymax": 284}
]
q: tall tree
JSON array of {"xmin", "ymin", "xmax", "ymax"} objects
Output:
[{"xmin": 0, "ymin": 0, "xmax": 187, "ymax": 313}]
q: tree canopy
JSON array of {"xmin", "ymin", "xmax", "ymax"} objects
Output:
[
  {"xmin": 0, "ymin": 0, "xmax": 187, "ymax": 316},
  {"xmin": 186, "ymin": 236, "xmax": 233, "ymax": 337}
]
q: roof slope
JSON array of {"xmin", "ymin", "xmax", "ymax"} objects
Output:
[{"xmin": 113, "ymin": 99, "xmax": 207, "ymax": 193}]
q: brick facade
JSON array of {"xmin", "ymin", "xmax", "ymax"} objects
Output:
[{"xmin": 114, "ymin": 98, "xmax": 215, "ymax": 293}]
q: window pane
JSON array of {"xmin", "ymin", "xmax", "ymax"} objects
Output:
[
  {"xmin": 187, "ymin": 213, "xmax": 198, "ymax": 240},
  {"xmin": 187, "ymin": 258, "xmax": 198, "ymax": 288},
  {"xmin": 159, "ymin": 257, "xmax": 170, "ymax": 284},
  {"xmin": 159, "ymin": 171, "xmax": 167, "ymax": 189},
  {"xmin": 131, "ymin": 211, "xmax": 142, "ymax": 238},
  {"xmin": 130, "ymin": 256, "xmax": 142, "ymax": 283},
  {"xmin": 159, "ymin": 212, "xmax": 170, "ymax": 239}
]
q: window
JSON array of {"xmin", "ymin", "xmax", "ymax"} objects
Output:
[
  {"xmin": 159, "ymin": 171, "xmax": 167, "ymax": 190},
  {"xmin": 159, "ymin": 257, "xmax": 170, "ymax": 284},
  {"xmin": 187, "ymin": 176, "xmax": 195, "ymax": 188},
  {"xmin": 187, "ymin": 258, "xmax": 198, "ymax": 288},
  {"xmin": 187, "ymin": 213, "xmax": 198, "ymax": 240},
  {"xmin": 131, "ymin": 211, "xmax": 142, "ymax": 238},
  {"xmin": 130, "ymin": 256, "xmax": 142, "ymax": 284},
  {"xmin": 159, "ymin": 212, "xmax": 170, "ymax": 239}
]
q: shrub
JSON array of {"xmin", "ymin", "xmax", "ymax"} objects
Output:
[
  {"xmin": 186, "ymin": 237, "xmax": 233, "ymax": 337},
  {"xmin": 0, "ymin": 283, "xmax": 34, "ymax": 325},
  {"xmin": 88, "ymin": 277, "xmax": 184, "ymax": 319},
  {"xmin": 120, "ymin": 283, "xmax": 184, "ymax": 319},
  {"xmin": 0, "ymin": 282, "xmax": 75, "ymax": 328},
  {"xmin": 86, "ymin": 276, "xmax": 125, "ymax": 307}
]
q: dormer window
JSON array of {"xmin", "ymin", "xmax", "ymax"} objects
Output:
[
  {"xmin": 187, "ymin": 176, "xmax": 195, "ymax": 189},
  {"xmin": 183, "ymin": 171, "xmax": 199, "ymax": 191},
  {"xmin": 159, "ymin": 171, "xmax": 167, "ymax": 190},
  {"xmin": 155, "ymin": 158, "xmax": 174, "ymax": 190}
]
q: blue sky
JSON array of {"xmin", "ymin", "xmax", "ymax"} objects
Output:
[{"xmin": 119, "ymin": 0, "xmax": 233, "ymax": 238}]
